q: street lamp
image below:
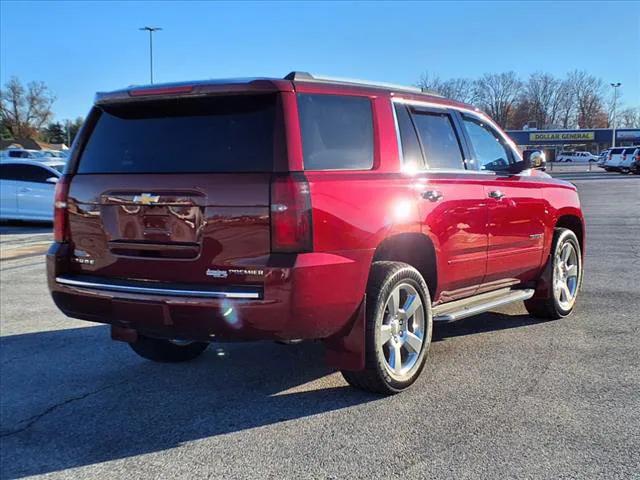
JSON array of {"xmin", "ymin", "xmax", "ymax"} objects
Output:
[
  {"xmin": 139, "ymin": 26, "xmax": 162, "ymax": 84},
  {"xmin": 610, "ymin": 82, "xmax": 621, "ymax": 147}
]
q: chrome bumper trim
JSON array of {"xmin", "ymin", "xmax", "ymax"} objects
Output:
[{"xmin": 55, "ymin": 276, "xmax": 260, "ymax": 299}]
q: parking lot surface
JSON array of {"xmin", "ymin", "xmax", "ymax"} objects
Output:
[{"xmin": 1, "ymin": 172, "xmax": 639, "ymax": 479}]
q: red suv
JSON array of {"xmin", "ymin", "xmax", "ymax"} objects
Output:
[{"xmin": 47, "ymin": 72, "xmax": 585, "ymax": 394}]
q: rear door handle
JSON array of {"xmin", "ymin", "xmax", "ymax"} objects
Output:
[
  {"xmin": 488, "ymin": 190, "xmax": 505, "ymax": 200},
  {"xmin": 422, "ymin": 190, "xmax": 443, "ymax": 202}
]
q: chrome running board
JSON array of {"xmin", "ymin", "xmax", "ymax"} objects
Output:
[{"xmin": 432, "ymin": 288, "xmax": 535, "ymax": 323}]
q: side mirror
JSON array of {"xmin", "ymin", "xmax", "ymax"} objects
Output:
[
  {"xmin": 523, "ymin": 150, "xmax": 546, "ymax": 171},
  {"xmin": 46, "ymin": 176, "xmax": 59, "ymax": 184}
]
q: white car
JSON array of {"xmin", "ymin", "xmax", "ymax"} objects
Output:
[
  {"xmin": 0, "ymin": 159, "xmax": 64, "ymax": 221},
  {"xmin": 603, "ymin": 147, "xmax": 632, "ymax": 171},
  {"xmin": 618, "ymin": 146, "xmax": 640, "ymax": 174},
  {"xmin": 556, "ymin": 151, "xmax": 599, "ymax": 162}
]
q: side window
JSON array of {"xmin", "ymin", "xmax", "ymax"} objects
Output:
[
  {"xmin": 411, "ymin": 110, "xmax": 465, "ymax": 170},
  {"xmin": 298, "ymin": 94, "xmax": 374, "ymax": 170},
  {"xmin": 0, "ymin": 164, "xmax": 52, "ymax": 183},
  {"xmin": 462, "ymin": 115, "xmax": 513, "ymax": 171},
  {"xmin": 0, "ymin": 165, "xmax": 20, "ymax": 180},
  {"xmin": 394, "ymin": 104, "xmax": 424, "ymax": 170}
]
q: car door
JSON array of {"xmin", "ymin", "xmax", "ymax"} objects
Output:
[
  {"xmin": 459, "ymin": 112, "xmax": 546, "ymax": 289},
  {"xmin": 394, "ymin": 102, "xmax": 488, "ymax": 302},
  {"xmin": 15, "ymin": 164, "xmax": 58, "ymax": 220},
  {"xmin": 0, "ymin": 164, "xmax": 19, "ymax": 219}
]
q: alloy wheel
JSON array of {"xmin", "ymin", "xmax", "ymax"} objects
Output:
[
  {"xmin": 554, "ymin": 241, "xmax": 580, "ymax": 310},
  {"xmin": 379, "ymin": 283, "xmax": 425, "ymax": 381}
]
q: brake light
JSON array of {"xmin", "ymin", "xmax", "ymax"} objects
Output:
[
  {"xmin": 53, "ymin": 175, "xmax": 71, "ymax": 242},
  {"xmin": 270, "ymin": 174, "xmax": 313, "ymax": 253},
  {"xmin": 621, "ymin": 153, "xmax": 627, "ymax": 161},
  {"xmin": 608, "ymin": 153, "xmax": 612, "ymax": 161},
  {"xmin": 129, "ymin": 85, "xmax": 194, "ymax": 97}
]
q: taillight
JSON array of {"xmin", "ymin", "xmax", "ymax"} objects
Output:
[
  {"xmin": 608, "ymin": 153, "xmax": 612, "ymax": 161},
  {"xmin": 621, "ymin": 153, "xmax": 627, "ymax": 161},
  {"xmin": 270, "ymin": 174, "xmax": 313, "ymax": 253},
  {"xmin": 54, "ymin": 175, "xmax": 71, "ymax": 242}
]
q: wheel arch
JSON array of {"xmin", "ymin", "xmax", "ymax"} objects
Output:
[
  {"xmin": 371, "ymin": 232, "xmax": 437, "ymax": 299},
  {"xmin": 555, "ymin": 214, "xmax": 585, "ymax": 255}
]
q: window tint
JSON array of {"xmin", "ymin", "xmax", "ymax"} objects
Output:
[
  {"xmin": 0, "ymin": 164, "xmax": 54, "ymax": 182},
  {"xmin": 77, "ymin": 95, "xmax": 278, "ymax": 174},
  {"xmin": 411, "ymin": 110, "xmax": 465, "ymax": 170},
  {"xmin": 8, "ymin": 150, "xmax": 30, "ymax": 158},
  {"xmin": 394, "ymin": 104, "xmax": 424, "ymax": 169},
  {"xmin": 462, "ymin": 115, "xmax": 513, "ymax": 171},
  {"xmin": 298, "ymin": 94, "xmax": 373, "ymax": 170}
]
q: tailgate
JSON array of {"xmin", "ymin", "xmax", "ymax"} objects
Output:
[{"xmin": 67, "ymin": 173, "xmax": 270, "ymax": 285}]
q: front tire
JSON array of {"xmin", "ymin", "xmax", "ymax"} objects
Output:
[
  {"xmin": 129, "ymin": 335, "xmax": 209, "ymax": 362},
  {"xmin": 341, "ymin": 261, "xmax": 432, "ymax": 394},
  {"xmin": 525, "ymin": 228, "xmax": 582, "ymax": 320}
]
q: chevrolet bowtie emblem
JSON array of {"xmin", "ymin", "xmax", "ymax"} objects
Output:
[{"xmin": 133, "ymin": 193, "xmax": 160, "ymax": 205}]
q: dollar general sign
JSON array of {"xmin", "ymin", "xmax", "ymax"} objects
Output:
[{"xmin": 529, "ymin": 132, "xmax": 595, "ymax": 142}]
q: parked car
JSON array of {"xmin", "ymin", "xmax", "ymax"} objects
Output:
[
  {"xmin": 1, "ymin": 148, "xmax": 44, "ymax": 160},
  {"xmin": 556, "ymin": 151, "xmax": 598, "ymax": 162},
  {"xmin": 47, "ymin": 72, "xmax": 585, "ymax": 394},
  {"xmin": 617, "ymin": 146, "xmax": 640, "ymax": 174},
  {"xmin": 596, "ymin": 149, "xmax": 610, "ymax": 167},
  {"xmin": 0, "ymin": 159, "xmax": 64, "ymax": 221},
  {"xmin": 630, "ymin": 150, "xmax": 640, "ymax": 175},
  {"xmin": 603, "ymin": 147, "xmax": 631, "ymax": 171}
]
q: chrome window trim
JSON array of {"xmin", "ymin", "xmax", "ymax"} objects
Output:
[
  {"xmin": 390, "ymin": 98, "xmax": 495, "ymax": 176},
  {"xmin": 56, "ymin": 276, "xmax": 261, "ymax": 299},
  {"xmin": 391, "ymin": 101, "xmax": 405, "ymax": 166},
  {"xmin": 391, "ymin": 97, "xmax": 521, "ymax": 156}
]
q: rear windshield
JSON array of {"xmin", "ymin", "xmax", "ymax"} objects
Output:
[
  {"xmin": 77, "ymin": 94, "xmax": 278, "ymax": 174},
  {"xmin": 610, "ymin": 148, "xmax": 625, "ymax": 154}
]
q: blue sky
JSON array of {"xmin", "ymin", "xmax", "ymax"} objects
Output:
[{"xmin": 1, "ymin": 0, "xmax": 639, "ymax": 122}]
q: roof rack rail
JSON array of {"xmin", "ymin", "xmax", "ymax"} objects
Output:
[{"xmin": 284, "ymin": 71, "xmax": 442, "ymax": 97}]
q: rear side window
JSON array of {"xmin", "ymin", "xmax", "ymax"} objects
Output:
[
  {"xmin": 0, "ymin": 164, "xmax": 54, "ymax": 183},
  {"xmin": 298, "ymin": 94, "xmax": 373, "ymax": 170},
  {"xmin": 410, "ymin": 110, "xmax": 465, "ymax": 170},
  {"xmin": 77, "ymin": 94, "xmax": 279, "ymax": 174}
]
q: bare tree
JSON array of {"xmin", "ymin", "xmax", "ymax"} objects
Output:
[
  {"xmin": 617, "ymin": 107, "xmax": 640, "ymax": 128},
  {"xmin": 440, "ymin": 78, "xmax": 477, "ymax": 104},
  {"xmin": 417, "ymin": 73, "xmax": 477, "ymax": 104},
  {"xmin": 474, "ymin": 72, "xmax": 522, "ymax": 127},
  {"xmin": 524, "ymin": 72, "xmax": 571, "ymax": 128},
  {"xmin": 416, "ymin": 72, "xmax": 444, "ymax": 94},
  {"xmin": 566, "ymin": 70, "xmax": 607, "ymax": 128},
  {"xmin": 0, "ymin": 77, "xmax": 56, "ymax": 138}
]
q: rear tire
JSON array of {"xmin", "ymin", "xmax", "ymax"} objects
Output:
[
  {"xmin": 129, "ymin": 335, "xmax": 209, "ymax": 362},
  {"xmin": 341, "ymin": 261, "xmax": 432, "ymax": 395},
  {"xmin": 525, "ymin": 228, "xmax": 582, "ymax": 320}
]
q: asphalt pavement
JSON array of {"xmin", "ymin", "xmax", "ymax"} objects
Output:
[{"xmin": 0, "ymin": 171, "xmax": 638, "ymax": 479}]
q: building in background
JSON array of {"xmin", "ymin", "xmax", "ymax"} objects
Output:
[{"xmin": 506, "ymin": 128, "xmax": 640, "ymax": 161}]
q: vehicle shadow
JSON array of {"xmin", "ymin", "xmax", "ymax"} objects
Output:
[
  {"xmin": 1, "ymin": 310, "xmax": 544, "ymax": 478},
  {"xmin": 0, "ymin": 325, "xmax": 377, "ymax": 478},
  {"xmin": 433, "ymin": 311, "xmax": 544, "ymax": 341}
]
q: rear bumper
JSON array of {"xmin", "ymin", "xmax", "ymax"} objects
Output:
[{"xmin": 47, "ymin": 243, "xmax": 370, "ymax": 342}]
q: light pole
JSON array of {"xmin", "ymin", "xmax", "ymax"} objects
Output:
[
  {"xmin": 610, "ymin": 82, "xmax": 621, "ymax": 147},
  {"xmin": 139, "ymin": 26, "xmax": 162, "ymax": 84}
]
